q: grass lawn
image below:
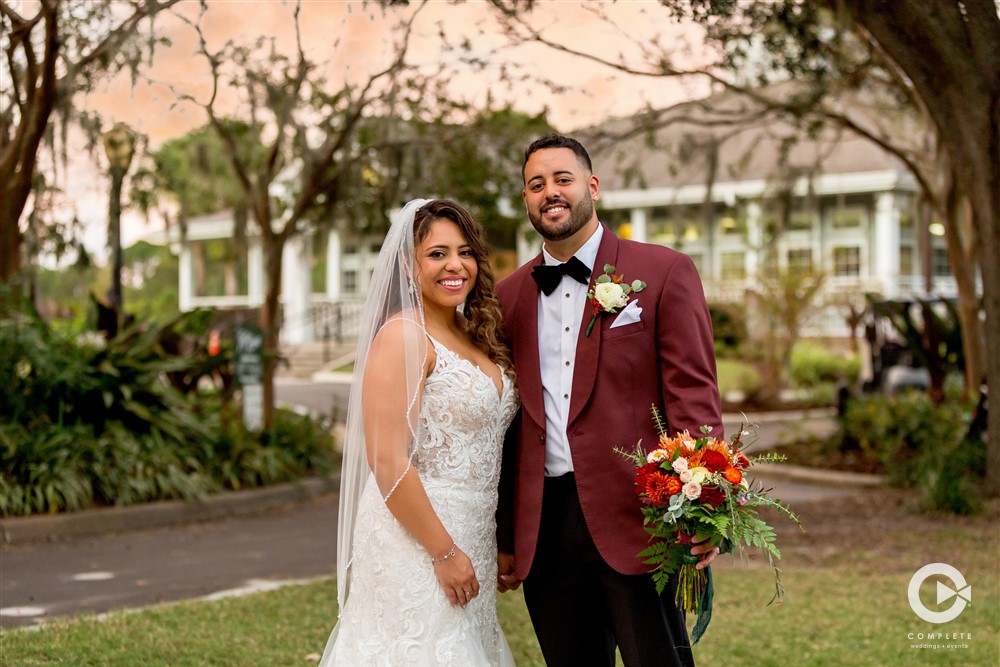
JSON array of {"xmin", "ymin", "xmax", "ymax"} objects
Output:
[{"xmin": 3, "ymin": 490, "xmax": 997, "ymax": 666}]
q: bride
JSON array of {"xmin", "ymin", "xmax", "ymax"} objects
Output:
[{"xmin": 318, "ymin": 199, "xmax": 519, "ymax": 666}]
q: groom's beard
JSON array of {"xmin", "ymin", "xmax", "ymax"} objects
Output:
[{"xmin": 528, "ymin": 192, "xmax": 595, "ymax": 242}]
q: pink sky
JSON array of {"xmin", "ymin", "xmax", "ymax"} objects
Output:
[{"xmin": 63, "ymin": 0, "xmax": 712, "ymax": 254}]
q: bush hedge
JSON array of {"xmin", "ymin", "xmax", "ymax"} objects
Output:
[
  {"xmin": 790, "ymin": 341, "xmax": 860, "ymax": 388},
  {"xmin": 840, "ymin": 392, "xmax": 984, "ymax": 514},
  {"xmin": 0, "ymin": 311, "xmax": 336, "ymax": 517}
]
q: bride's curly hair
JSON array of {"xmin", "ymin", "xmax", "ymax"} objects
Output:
[{"xmin": 413, "ymin": 200, "xmax": 515, "ymax": 378}]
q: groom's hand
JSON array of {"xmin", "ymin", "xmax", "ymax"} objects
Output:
[
  {"xmin": 690, "ymin": 534, "xmax": 720, "ymax": 570},
  {"xmin": 497, "ymin": 552, "xmax": 521, "ymax": 592}
]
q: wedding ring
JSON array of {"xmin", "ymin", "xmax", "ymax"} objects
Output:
[{"xmin": 464, "ymin": 589, "xmax": 473, "ymax": 595}]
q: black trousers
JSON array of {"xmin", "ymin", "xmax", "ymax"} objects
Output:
[{"xmin": 522, "ymin": 474, "xmax": 695, "ymax": 667}]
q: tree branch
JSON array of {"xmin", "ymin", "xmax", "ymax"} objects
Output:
[{"xmin": 72, "ymin": 0, "xmax": 183, "ymax": 75}]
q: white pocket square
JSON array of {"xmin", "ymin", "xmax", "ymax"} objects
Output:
[{"xmin": 610, "ymin": 300, "xmax": 642, "ymax": 328}]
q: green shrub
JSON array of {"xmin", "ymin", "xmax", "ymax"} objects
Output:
[
  {"xmin": 0, "ymin": 311, "xmax": 336, "ymax": 516},
  {"xmin": 840, "ymin": 393, "xmax": 983, "ymax": 514},
  {"xmin": 716, "ymin": 359, "xmax": 762, "ymax": 402},
  {"xmin": 709, "ymin": 303, "xmax": 747, "ymax": 356},
  {"xmin": 208, "ymin": 401, "xmax": 335, "ymax": 491},
  {"xmin": 790, "ymin": 341, "xmax": 860, "ymax": 388}
]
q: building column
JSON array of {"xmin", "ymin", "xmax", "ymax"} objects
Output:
[
  {"xmin": 248, "ymin": 239, "xmax": 264, "ymax": 306},
  {"xmin": 745, "ymin": 201, "xmax": 762, "ymax": 279},
  {"xmin": 178, "ymin": 242, "xmax": 193, "ymax": 312},
  {"xmin": 873, "ymin": 192, "xmax": 899, "ymax": 296},
  {"xmin": 326, "ymin": 228, "xmax": 341, "ymax": 300},
  {"xmin": 629, "ymin": 207, "xmax": 648, "ymax": 243},
  {"xmin": 281, "ymin": 235, "xmax": 312, "ymax": 344}
]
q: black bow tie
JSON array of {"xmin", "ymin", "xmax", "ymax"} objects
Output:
[{"xmin": 531, "ymin": 256, "xmax": 592, "ymax": 296}]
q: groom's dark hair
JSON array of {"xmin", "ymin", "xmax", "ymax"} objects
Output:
[{"xmin": 522, "ymin": 134, "xmax": 593, "ymax": 180}]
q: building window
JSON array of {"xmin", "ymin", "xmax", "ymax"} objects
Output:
[
  {"xmin": 787, "ymin": 248, "xmax": 813, "ymax": 273},
  {"xmin": 191, "ymin": 239, "xmax": 248, "ymax": 297},
  {"xmin": 342, "ymin": 270, "xmax": 358, "ymax": 294},
  {"xmin": 601, "ymin": 208, "xmax": 632, "ymax": 239},
  {"xmin": 720, "ymin": 252, "xmax": 746, "ymax": 280},
  {"xmin": 832, "ymin": 246, "xmax": 861, "ymax": 277},
  {"xmin": 899, "ymin": 210, "xmax": 914, "ymax": 230},
  {"xmin": 933, "ymin": 246, "xmax": 951, "ymax": 277},
  {"xmin": 718, "ymin": 215, "xmax": 745, "ymax": 236},
  {"xmin": 789, "ymin": 212, "xmax": 814, "ymax": 231},
  {"xmin": 830, "ymin": 208, "xmax": 864, "ymax": 229},
  {"xmin": 311, "ymin": 232, "xmax": 328, "ymax": 294},
  {"xmin": 899, "ymin": 245, "xmax": 914, "ymax": 276}
]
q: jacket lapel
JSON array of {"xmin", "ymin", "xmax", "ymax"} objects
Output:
[{"xmin": 568, "ymin": 227, "xmax": 620, "ymax": 427}]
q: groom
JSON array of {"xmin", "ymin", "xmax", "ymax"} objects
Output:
[{"xmin": 496, "ymin": 134, "xmax": 723, "ymax": 667}]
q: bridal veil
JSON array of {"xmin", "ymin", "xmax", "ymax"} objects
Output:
[{"xmin": 335, "ymin": 198, "xmax": 432, "ymax": 613}]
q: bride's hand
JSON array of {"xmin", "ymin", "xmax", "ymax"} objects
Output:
[{"xmin": 433, "ymin": 546, "xmax": 479, "ymax": 608}]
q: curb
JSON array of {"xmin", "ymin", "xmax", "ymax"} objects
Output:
[
  {"xmin": 751, "ymin": 462, "xmax": 884, "ymax": 488},
  {"xmin": 722, "ymin": 407, "xmax": 837, "ymax": 423},
  {"xmin": 0, "ymin": 475, "xmax": 340, "ymax": 545},
  {"xmin": 309, "ymin": 371, "xmax": 354, "ymax": 384}
]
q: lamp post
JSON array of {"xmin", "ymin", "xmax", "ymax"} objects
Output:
[{"xmin": 102, "ymin": 122, "xmax": 136, "ymax": 314}]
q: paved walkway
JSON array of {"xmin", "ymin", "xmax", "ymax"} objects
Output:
[
  {"xmin": 0, "ymin": 495, "xmax": 338, "ymax": 629},
  {"xmin": 0, "ymin": 464, "xmax": 876, "ymax": 629},
  {"xmin": 0, "ymin": 383, "xmax": 868, "ymax": 630}
]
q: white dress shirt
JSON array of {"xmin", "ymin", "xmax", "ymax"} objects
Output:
[{"xmin": 538, "ymin": 225, "xmax": 604, "ymax": 476}]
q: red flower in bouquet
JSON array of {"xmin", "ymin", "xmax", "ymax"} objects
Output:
[
  {"xmin": 698, "ymin": 485, "xmax": 726, "ymax": 508},
  {"xmin": 634, "ymin": 462, "xmax": 660, "ymax": 495},
  {"xmin": 701, "ymin": 449, "xmax": 728, "ymax": 473},
  {"xmin": 617, "ymin": 406, "xmax": 800, "ymax": 644}
]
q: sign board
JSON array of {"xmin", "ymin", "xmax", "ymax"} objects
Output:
[
  {"xmin": 233, "ymin": 325, "xmax": 264, "ymax": 431},
  {"xmin": 241, "ymin": 383, "xmax": 264, "ymax": 432},
  {"xmin": 233, "ymin": 325, "xmax": 264, "ymax": 386}
]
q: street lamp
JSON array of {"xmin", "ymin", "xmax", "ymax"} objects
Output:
[{"xmin": 102, "ymin": 122, "xmax": 136, "ymax": 316}]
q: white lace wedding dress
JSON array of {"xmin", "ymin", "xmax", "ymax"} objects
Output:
[{"xmin": 319, "ymin": 338, "xmax": 519, "ymax": 666}]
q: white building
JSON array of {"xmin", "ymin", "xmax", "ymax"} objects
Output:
[
  {"xmin": 561, "ymin": 100, "xmax": 955, "ymax": 339},
  {"xmin": 149, "ymin": 106, "xmax": 955, "ymax": 344}
]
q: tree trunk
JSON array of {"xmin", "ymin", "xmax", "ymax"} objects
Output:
[
  {"xmin": 0, "ymin": 190, "xmax": 27, "ymax": 284},
  {"xmin": 845, "ymin": 0, "xmax": 1000, "ymax": 494},
  {"xmin": 260, "ymin": 231, "xmax": 285, "ymax": 432},
  {"xmin": 966, "ymin": 132, "xmax": 1000, "ymax": 495},
  {"xmin": 943, "ymin": 194, "xmax": 986, "ymax": 402},
  {"xmin": 0, "ymin": 2, "xmax": 59, "ymax": 284}
]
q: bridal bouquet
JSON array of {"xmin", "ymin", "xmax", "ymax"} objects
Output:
[{"xmin": 619, "ymin": 407, "xmax": 799, "ymax": 642}]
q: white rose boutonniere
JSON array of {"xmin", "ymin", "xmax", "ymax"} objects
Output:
[
  {"xmin": 593, "ymin": 282, "xmax": 629, "ymax": 311},
  {"xmin": 585, "ymin": 264, "xmax": 646, "ymax": 336}
]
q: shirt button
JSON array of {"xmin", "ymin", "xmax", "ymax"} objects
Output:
[
  {"xmin": 564, "ymin": 361, "xmax": 570, "ymax": 367},
  {"xmin": 565, "ymin": 292, "xmax": 570, "ymax": 298},
  {"xmin": 564, "ymin": 326, "xmax": 570, "ymax": 332},
  {"xmin": 563, "ymin": 393, "xmax": 569, "ymax": 399}
]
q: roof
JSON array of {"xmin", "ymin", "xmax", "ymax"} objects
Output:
[{"xmin": 578, "ymin": 84, "xmax": 912, "ymax": 193}]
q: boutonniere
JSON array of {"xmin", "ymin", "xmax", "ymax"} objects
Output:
[{"xmin": 585, "ymin": 264, "xmax": 646, "ymax": 336}]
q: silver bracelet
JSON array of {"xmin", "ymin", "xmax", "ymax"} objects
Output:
[{"xmin": 431, "ymin": 543, "xmax": 457, "ymax": 564}]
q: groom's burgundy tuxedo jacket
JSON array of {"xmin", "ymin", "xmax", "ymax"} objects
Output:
[{"xmin": 496, "ymin": 226, "xmax": 723, "ymax": 578}]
